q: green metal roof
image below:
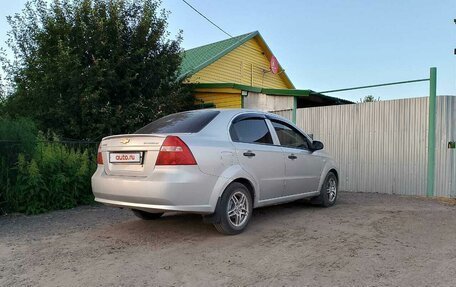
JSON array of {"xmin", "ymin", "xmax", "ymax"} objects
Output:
[
  {"xmin": 191, "ymin": 83, "xmax": 262, "ymax": 93},
  {"xmin": 191, "ymin": 82, "xmax": 354, "ymax": 105},
  {"xmin": 191, "ymin": 83, "xmax": 311, "ymax": 97},
  {"xmin": 178, "ymin": 31, "xmax": 259, "ymax": 80}
]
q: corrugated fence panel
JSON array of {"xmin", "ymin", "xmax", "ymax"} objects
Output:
[
  {"xmin": 435, "ymin": 96, "xmax": 456, "ymax": 197},
  {"xmin": 270, "ymin": 109, "xmax": 293, "ymax": 121},
  {"xmin": 291, "ymin": 97, "xmax": 446, "ymax": 196}
]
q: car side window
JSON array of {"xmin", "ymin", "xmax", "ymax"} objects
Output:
[
  {"xmin": 230, "ymin": 118, "xmax": 273, "ymax": 145},
  {"xmin": 271, "ymin": 120, "xmax": 309, "ymax": 149}
]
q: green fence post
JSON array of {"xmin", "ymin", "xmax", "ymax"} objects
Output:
[
  {"xmin": 427, "ymin": 67, "xmax": 437, "ymax": 197},
  {"xmin": 292, "ymin": 96, "xmax": 297, "ymax": 124}
]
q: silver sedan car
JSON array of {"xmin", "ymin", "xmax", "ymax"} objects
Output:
[{"xmin": 92, "ymin": 109, "xmax": 339, "ymax": 235}]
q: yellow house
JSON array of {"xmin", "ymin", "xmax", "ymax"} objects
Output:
[{"xmin": 178, "ymin": 31, "xmax": 351, "ymax": 118}]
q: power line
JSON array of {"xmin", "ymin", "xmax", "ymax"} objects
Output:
[
  {"xmin": 180, "ymin": 0, "xmax": 274, "ymax": 74},
  {"xmin": 181, "ymin": 0, "xmax": 233, "ymax": 38},
  {"xmin": 180, "ymin": 0, "xmax": 264, "ymax": 55}
]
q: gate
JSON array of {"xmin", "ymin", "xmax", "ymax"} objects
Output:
[{"xmin": 272, "ymin": 68, "xmax": 456, "ymax": 197}]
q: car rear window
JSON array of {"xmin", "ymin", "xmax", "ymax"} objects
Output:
[{"xmin": 135, "ymin": 110, "xmax": 220, "ymax": 134}]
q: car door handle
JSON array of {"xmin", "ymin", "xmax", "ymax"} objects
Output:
[
  {"xmin": 243, "ymin": 151, "xmax": 256, "ymax": 157},
  {"xmin": 288, "ymin": 154, "xmax": 297, "ymax": 160}
]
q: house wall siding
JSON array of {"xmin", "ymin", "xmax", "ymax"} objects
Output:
[
  {"xmin": 195, "ymin": 92, "xmax": 241, "ymax": 108},
  {"xmin": 187, "ymin": 38, "xmax": 291, "ymax": 89}
]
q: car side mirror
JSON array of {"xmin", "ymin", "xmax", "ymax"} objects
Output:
[{"xmin": 311, "ymin": 140, "xmax": 324, "ymax": 151}]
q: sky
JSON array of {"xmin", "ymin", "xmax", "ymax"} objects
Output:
[{"xmin": 0, "ymin": 0, "xmax": 455, "ymax": 102}]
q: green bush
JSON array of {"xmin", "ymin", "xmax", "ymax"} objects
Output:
[
  {"xmin": 0, "ymin": 117, "xmax": 37, "ymax": 159},
  {"xmin": 0, "ymin": 117, "xmax": 38, "ymax": 211},
  {"xmin": 1, "ymin": 119, "xmax": 96, "ymax": 215}
]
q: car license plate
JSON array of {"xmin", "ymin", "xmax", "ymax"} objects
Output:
[{"xmin": 109, "ymin": 152, "xmax": 142, "ymax": 164}]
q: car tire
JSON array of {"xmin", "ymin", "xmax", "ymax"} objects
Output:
[
  {"xmin": 213, "ymin": 182, "xmax": 253, "ymax": 235},
  {"xmin": 132, "ymin": 209, "xmax": 164, "ymax": 220},
  {"xmin": 311, "ymin": 172, "xmax": 338, "ymax": 207}
]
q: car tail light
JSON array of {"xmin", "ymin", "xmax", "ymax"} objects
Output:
[
  {"xmin": 156, "ymin": 136, "xmax": 197, "ymax": 165},
  {"xmin": 97, "ymin": 144, "xmax": 103, "ymax": 164}
]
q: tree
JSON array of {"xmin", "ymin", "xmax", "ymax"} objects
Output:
[
  {"xmin": 2, "ymin": 0, "xmax": 193, "ymax": 140},
  {"xmin": 360, "ymin": 95, "xmax": 380, "ymax": 103},
  {"xmin": 0, "ymin": 73, "xmax": 5, "ymax": 114}
]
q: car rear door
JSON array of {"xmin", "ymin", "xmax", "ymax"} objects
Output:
[
  {"xmin": 230, "ymin": 115, "xmax": 285, "ymax": 201},
  {"xmin": 269, "ymin": 119, "xmax": 324, "ymax": 196}
]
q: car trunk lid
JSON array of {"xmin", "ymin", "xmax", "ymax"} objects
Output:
[{"xmin": 100, "ymin": 134, "xmax": 166, "ymax": 177}]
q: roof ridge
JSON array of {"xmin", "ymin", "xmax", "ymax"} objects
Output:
[{"xmin": 183, "ymin": 31, "xmax": 258, "ymax": 52}]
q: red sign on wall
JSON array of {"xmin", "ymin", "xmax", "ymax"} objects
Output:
[{"xmin": 270, "ymin": 55, "xmax": 279, "ymax": 74}]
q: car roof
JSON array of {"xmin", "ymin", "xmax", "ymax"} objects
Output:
[
  {"xmin": 192, "ymin": 108, "xmax": 271, "ymax": 117},
  {"xmin": 174, "ymin": 108, "xmax": 293, "ymax": 125}
]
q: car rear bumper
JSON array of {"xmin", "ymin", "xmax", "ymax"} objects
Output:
[{"xmin": 91, "ymin": 165, "xmax": 219, "ymax": 214}]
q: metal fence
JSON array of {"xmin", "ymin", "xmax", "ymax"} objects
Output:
[
  {"xmin": 273, "ymin": 96, "xmax": 456, "ymax": 197},
  {"xmin": 269, "ymin": 109, "xmax": 293, "ymax": 121},
  {"xmin": 434, "ymin": 96, "xmax": 456, "ymax": 197}
]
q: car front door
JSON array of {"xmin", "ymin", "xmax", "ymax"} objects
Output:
[
  {"xmin": 230, "ymin": 115, "xmax": 285, "ymax": 201},
  {"xmin": 270, "ymin": 119, "xmax": 325, "ymax": 196}
]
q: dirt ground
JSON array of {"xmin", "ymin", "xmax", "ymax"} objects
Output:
[{"xmin": 1, "ymin": 192, "xmax": 456, "ymax": 287}]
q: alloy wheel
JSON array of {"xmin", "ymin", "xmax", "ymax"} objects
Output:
[
  {"xmin": 327, "ymin": 178, "xmax": 337, "ymax": 203},
  {"xmin": 227, "ymin": 191, "xmax": 249, "ymax": 227}
]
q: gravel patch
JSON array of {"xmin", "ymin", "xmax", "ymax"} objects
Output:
[{"xmin": 1, "ymin": 192, "xmax": 455, "ymax": 286}]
